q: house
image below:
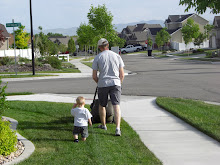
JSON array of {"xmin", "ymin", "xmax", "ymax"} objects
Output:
[
  {"xmin": 120, "ymin": 23, "xmax": 162, "ymax": 46},
  {"xmin": 48, "ymin": 36, "xmax": 77, "ymax": 46},
  {"xmin": 210, "ymin": 16, "xmax": 220, "ymax": 48},
  {"xmin": 0, "ymin": 24, "xmax": 10, "ymax": 50},
  {"xmin": 165, "ymin": 13, "xmax": 209, "ymax": 50}
]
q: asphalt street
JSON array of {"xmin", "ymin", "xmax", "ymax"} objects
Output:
[{"xmin": 4, "ymin": 54, "xmax": 220, "ymax": 102}]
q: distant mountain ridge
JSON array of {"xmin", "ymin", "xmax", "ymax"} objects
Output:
[{"xmin": 22, "ymin": 20, "xmax": 165, "ymax": 36}]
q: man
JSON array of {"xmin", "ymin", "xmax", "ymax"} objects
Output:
[{"xmin": 92, "ymin": 38, "xmax": 125, "ymax": 136}]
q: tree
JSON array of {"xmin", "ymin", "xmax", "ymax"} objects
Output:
[
  {"xmin": 87, "ymin": 5, "xmax": 113, "ymax": 37},
  {"xmin": 155, "ymin": 33, "xmax": 163, "ymax": 50},
  {"xmin": 155, "ymin": 28, "xmax": 171, "ymax": 50},
  {"xmin": 77, "ymin": 5, "xmax": 125, "ymax": 49},
  {"xmin": 194, "ymin": 32, "xmax": 206, "ymax": 47},
  {"xmin": 204, "ymin": 24, "xmax": 214, "ymax": 39},
  {"xmin": 194, "ymin": 24, "xmax": 214, "ymax": 47},
  {"xmin": 67, "ymin": 37, "xmax": 76, "ymax": 54},
  {"xmin": 35, "ymin": 26, "xmax": 51, "ymax": 56},
  {"xmin": 179, "ymin": 0, "xmax": 220, "ymax": 14},
  {"xmin": 181, "ymin": 18, "xmax": 200, "ymax": 46},
  {"xmin": 77, "ymin": 23, "xmax": 96, "ymax": 50},
  {"xmin": 13, "ymin": 25, "xmax": 30, "ymax": 49},
  {"xmin": 47, "ymin": 32, "xmax": 63, "ymax": 37},
  {"xmin": 0, "ymin": 30, "xmax": 5, "ymax": 48}
]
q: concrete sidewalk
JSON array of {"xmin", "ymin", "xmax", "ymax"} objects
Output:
[{"xmin": 6, "ymin": 93, "xmax": 220, "ymax": 165}]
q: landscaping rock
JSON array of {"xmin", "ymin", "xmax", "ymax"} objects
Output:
[{"xmin": 0, "ymin": 64, "xmax": 59, "ymax": 73}]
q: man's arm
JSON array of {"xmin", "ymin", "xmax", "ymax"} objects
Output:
[
  {"xmin": 92, "ymin": 70, "xmax": 98, "ymax": 83},
  {"xmin": 119, "ymin": 67, "xmax": 124, "ymax": 84}
]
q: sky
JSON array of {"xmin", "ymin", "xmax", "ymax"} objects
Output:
[{"xmin": 0, "ymin": 0, "xmax": 219, "ymax": 30}]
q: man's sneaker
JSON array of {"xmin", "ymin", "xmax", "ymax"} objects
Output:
[
  {"xmin": 74, "ymin": 139, "xmax": 79, "ymax": 143},
  {"xmin": 115, "ymin": 129, "xmax": 121, "ymax": 136},
  {"xmin": 97, "ymin": 125, "xmax": 107, "ymax": 130}
]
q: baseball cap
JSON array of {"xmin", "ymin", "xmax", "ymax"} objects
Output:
[{"xmin": 97, "ymin": 38, "xmax": 109, "ymax": 46}]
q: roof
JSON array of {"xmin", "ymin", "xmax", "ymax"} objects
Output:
[
  {"xmin": 165, "ymin": 14, "xmax": 194, "ymax": 23},
  {"xmin": 0, "ymin": 24, "xmax": 10, "ymax": 38},
  {"xmin": 213, "ymin": 16, "xmax": 220, "ymax": 28},
  {"xmin": 148, "ymin": 28, "xmax": 163, "ymax": 35},
  {"xmin": 166, "ymin": 27, "xmax": 181, "ymax": 35},
  {"xmin": 133, "ymin": 23, "xmax": 162, "ymax": 32},
  {"xmin": 48, "ymin": 36, "xmax": 77, "ymax": 45},
  {"xmin": 125, "ymin": 23, "xmax": 162, "ymax": 33},
  {"xmin": 132, "ymin": 32, "xmax": 148, "ymax": 41}
]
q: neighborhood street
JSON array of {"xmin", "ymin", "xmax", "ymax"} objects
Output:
[{"xmin": 5, "ymin": 53, "xmax": 220, "ymax": 103}]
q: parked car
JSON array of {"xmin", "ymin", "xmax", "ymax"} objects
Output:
[
  {"xmin": 120, "ymin": 45, "xmax": 142, "ymax": 54},
  {"xmin": 134, "ymin": 44, "xmax": 147, "ymax": 50}
]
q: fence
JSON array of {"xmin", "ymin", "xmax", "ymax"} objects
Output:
[
  {"xmin": 171, "ymin": 40, "xmax": 209, "ymax": 51},
  {"xmin": 0, "ymin": 49, "xmax": 40, "ymax": 59}
]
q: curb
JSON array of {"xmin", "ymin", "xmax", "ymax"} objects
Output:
[{"xmin": 3, "ymin": 116, "xmax": 35, "ymax": 165}]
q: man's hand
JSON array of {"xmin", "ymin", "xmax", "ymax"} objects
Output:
[{"xmin": 92, "ymin": 70, "xmax": 98, "ymax": 83}]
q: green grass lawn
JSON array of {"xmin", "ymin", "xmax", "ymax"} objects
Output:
[
  {"xmin": 82, "ymin": 62, "xmax": 93, "ymax": 68},
  {"xmin": 180, "ymin": 57, "xmax": 220, "ymax": 62},
  {"xmin": 5, "ymin": 92, "xmax": 34, "ymax": 96},
  {"xmin": 0, "ymin": 74, "xmax": 58, "ymax": 78},
  {"xmin": 156, "ymin": 97, "xmax": 220, "ymax": 142},
  {"xmin": 174, "ymin": 52, "xmax": 205, "ymax": 56},
  {"xmin": 81, "ymin": 57, "xmax": 94, "ymax": 62},
  {"xmin": 3, "ymin": 101, "xmax": 162, "ymax": 165}
]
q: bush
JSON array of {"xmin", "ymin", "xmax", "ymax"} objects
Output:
[
  {"xmin": 0, "ymin": 120, "xmax": 17, "ymax": 156},
  {"xmin": 45, "ymin": 56, "xmax": 62, "ymax": 69},
  {"xmin": 0, "ymin": 57, "xmax": 13, "ymax": 66},
  {"xmin": 197, "ymin": 49, "xmax": 205, "ymax": 53},
  {"xmin": 206, "ymin": 50, "xmax": 219, "ymax": 58},
  {"xmin": 0, "ymin": 79, "xmax": 8, "ymax": 117},
  {"xmin": 19, "ymin": 57, "xmax": 30, "ymax": 63},
  {"xmin": 206, "ymin": 51, "xmax": 212, "ymax": 58}
]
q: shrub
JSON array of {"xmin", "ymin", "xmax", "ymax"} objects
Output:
[
  {"xmin": 45, "ymin": 56, "xmax": 62, "ymax": 69},
  {"xmin": 0, "ymin": 79, "xmax": 8, "ymax": 117},
  {"xmin": 0, "ymin": 57, "xmax": 13, "ymax": 65},
  {"xmin": 0, "ymin": 120, "xmax": 17, "ymax": 156},
  {"xmin": 19, "ymin": 57, "xmax": 30, "ymax": 63},
  {"xmin": 206, "ymin": 51, "xmax": 212, "ymax": 58},
  {"xmin": 197, "ymin": 49, "xmax": 205, "ymax": 53},
  {"xmin": 206, "ymin": 51, "xmax": 219, "ymax": 58}
]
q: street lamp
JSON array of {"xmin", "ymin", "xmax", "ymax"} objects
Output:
[{"xmin": 30, "ymin": 0, "xmax": 35, "ymax": 75}]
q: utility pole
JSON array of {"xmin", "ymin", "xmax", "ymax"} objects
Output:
[{"xmin": 30, "ymin": 0, "xmax": 35, "ymax": 75}]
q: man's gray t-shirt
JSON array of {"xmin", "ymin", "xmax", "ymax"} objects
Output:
[{"xmin": 92, "ymin": 50, "xmax": 124, "ymax": 87}]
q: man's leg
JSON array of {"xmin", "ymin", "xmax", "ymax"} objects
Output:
[
  {"xmin": 99, "ymin": 105, "xmax": 106, "ymax": 126},
  {"xmin": 113, "ymin": 105, "xmax": 121, "ymax": 129}
]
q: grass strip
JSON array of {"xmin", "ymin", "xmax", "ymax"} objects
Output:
[
  {"xmin": 81, "ymin": 57, "xmax": 94, "ymax": 62},
  {"xmin": 180, "ymin": 57, "xmax": 220, "ymax": 62},
  {"xmin": 82, "ymin": 62, "xmax": 93, "ymax": 68},
  {"xmin": 5, "ymin": 92, "xmax": 34, "ymax": 96},
  {"xmin": 156, "ymin": 97, "xmax": 220, "ymax": 142},
  {"xmin": 174, "ymin": 52, "xmax": 205, "ymax": 56},
  {"xmin": 0, "ymin": 75, "xmax": 58, "ymax": 78},
  {"xmin": 3, "ymin": 101, "xmax": 162, "ymax": 165}
]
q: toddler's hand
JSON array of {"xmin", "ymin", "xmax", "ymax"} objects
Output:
[{"xmin": 72, "ymin": 103, "xmax": 77, "ymax": 108}]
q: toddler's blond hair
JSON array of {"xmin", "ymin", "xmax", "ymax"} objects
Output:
[{"xmin": 76, "ymin": 96, "xmax": 85, "ymax": 106}]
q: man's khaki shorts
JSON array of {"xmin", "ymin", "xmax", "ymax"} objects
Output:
[{"xmin": 98, "ymin": 85, "xmax": 121, "ymax": 107}]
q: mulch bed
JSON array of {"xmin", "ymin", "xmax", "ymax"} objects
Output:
[{"xmin": 0, "ymin": 64, "xmax": 59, "ymax": 73}]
